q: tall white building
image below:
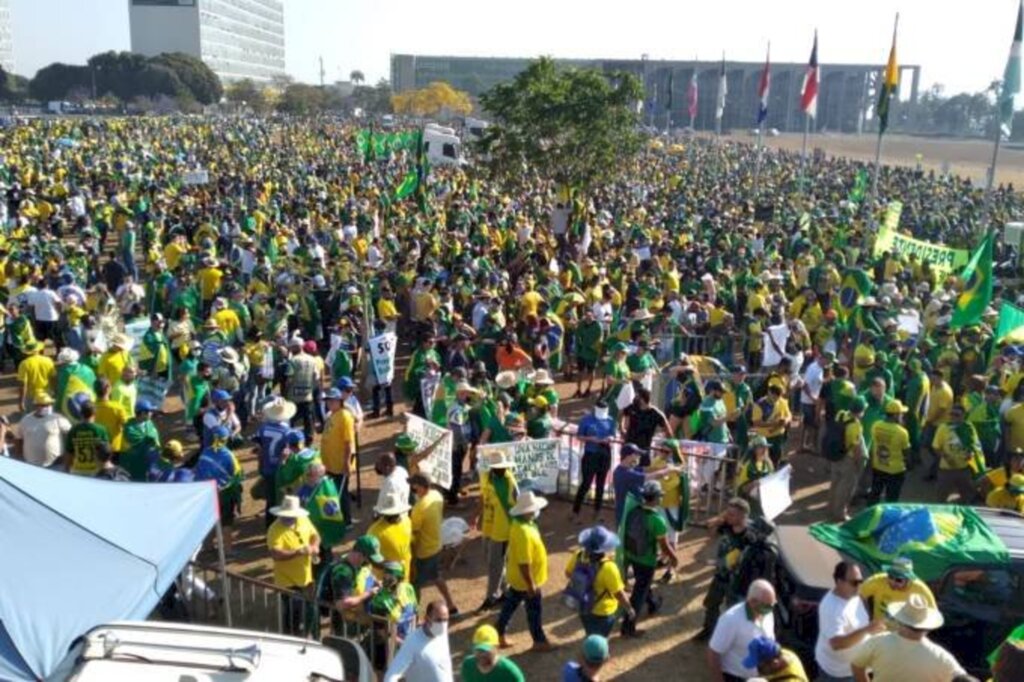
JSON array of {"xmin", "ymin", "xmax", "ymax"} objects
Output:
[
  {"xmin": 129, "ymin": 0, "xmax": 285, "ymax": 84},
  {"xmin": 0, "ymin": 0, "xmax": 14, "ymax": 74}
]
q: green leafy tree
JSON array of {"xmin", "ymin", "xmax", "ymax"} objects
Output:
[
  {"xmin": 29, "ymin": 62, "xmax": 90, "ymax": 101},
  {"xmin": 149, "ymin": 52, "xmax": 223, "ymax": 104},
  {"xmin": 348, "ymin": 78, "xmax": 393, "ymax": 114},
  {"xmin": 226, "ymin": 78, "xmax": 268, "ymax": 112},
  {"xmin": 277, "ymin": 83, "xmax": 325, "ymax": 114},
  {"xmin": 478, "ymin": 57, "xmax": 643, "ymax": 191},
  {"xmin": 349, "ymin": 69, "xmax": 365, "ymax": 85}
]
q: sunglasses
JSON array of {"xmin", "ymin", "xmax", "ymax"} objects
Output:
[{"xmin": 846, "ymin": 578, "xmax": 864, "ymax": 587}]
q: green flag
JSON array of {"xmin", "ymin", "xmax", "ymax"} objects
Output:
[
  {"xmin": 848, "ymin": 168, "xmax": 869, "ymax": 203},
  {"xmin": 951, "ymin": 231, "xmax": 994, "ymax": 329},
  {"xmin": 996, "ymin": 301, "xmax": 1024, "ymax": 343},
  {"xmin": 394, "ymin": 169, "xmax": 419, "ymax": 201}
]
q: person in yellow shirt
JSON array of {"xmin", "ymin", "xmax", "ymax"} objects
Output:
[
  {"xmin": 97, "ymin": 333, "xmax": 135, "ymax": 386},
  {"xmin": 17, "ymin": 340, "xmax": 54, "ymax": 412},
  {"xmin": 409, "ymin": 471, "xmax": 458, "ymax": 614},
  {"xmin": 479, "ymin": 450, "xmax": 519, "ymax": 611},
  {"xmin": 1003, "ymin": 385, "xmax": 1024, "ymax": 454},
  {"xmin": 93, "ymin": 377, "xmax": 129, "ymax": 453},
  {"xmin": 266, "ymin": 495, "xmax": 321, "ymax": 635},
  {"xmin": 367, "ymin": 491, "xmax": 413, "ymax": 581},
  {"xmin": 858, "ymin": 557, "xmax": 936, "ymax": 623},
  {"xmin": 197, "ymin": 258, "xmax": 224, "ymax": 310},
  {"xmin": 496, "ymin": 490, "xmax": 554, "ymax": 651},
  {"xmin": 932, "ymin": 404, "xmax": 984, "ymax": 503},
  {"xmin": 321, "ymin": 386, "xmax": 356, "ymax": 520},
  {"xmin": 564, "ymin": 525, "xmax": 632, "ymax": 637},
  {"xmin": 868, "ymin": 400, "xmax": 911, "ymax": 504},
  {"xmin": 163, "ymin": 233, "xmax": 189, "ymax": 271},
  {"xmin": 211, "ymin": 299, "xmax": 241, "ymax": 343},
  {"xmin": 519, "ymin": 288, "xmax": 545, "ymax": 321},
  {"xmin": 852, "ymin": 334, "xmax": 876, "ymax": 385},
  {"xmin": 986, "ymin": 473, "xmax": 1024, "ymax": 513},
  {"xmin": 923, "ymin": 367, "xmax": 954, "ymax": 472},
  {"xmin": 749, "ymin": 383, "xmax": 792, "ymax": 466}
]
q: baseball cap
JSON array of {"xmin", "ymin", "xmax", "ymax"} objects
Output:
[
  {"xmin": 473, "ymin": 624, "xmax": 500, "ymax": 652},
  {"xmin": 135, "ymin": 399, "xmax": 158, "ymax": 413},
  {"xmin": 621, "ymin": 443, "xmax": 644, "ymax": 457},
  {"xmin": 211, "ymin": 389, "xmax": 232, "ymax": 402},
  {"xmin": 336, "ymin": 376, "xmax": 356, "ymax": 391},
  {"xmin": 582, "ymin": 634, "xmax": 609, "ymax": 664},
  {"xmin": 850, "ymin": 396, "xmax": 868, "ymax": 414},
  {"xmin": 324, "ymin": 387, "xmax": 343, "ymax": 400},
  {"xmin": 742, "ymin": 635, "xmax": 781, "ymax": 669},
  {"xmin": 285, "ymin": 429, "xmax": 305, "ymax": 445},
  {"xmin": 210, "ymin": 425, "xmax": 230, "ymax": 441},
  {"xmin": 354, "ymin": 534, "xmax": 385, "ymax": 563},
  {"xmin": 885, "ymin": 400, "xmax": 909, "ymax": 416},
  {"xmin": 886, "ymin": 556, "xmax": 915, "ymax": 580}
]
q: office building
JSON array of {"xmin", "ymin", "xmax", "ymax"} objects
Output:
[
  {"xmin": 129, "ymin": 0, "xmax": 285, "ymax": 84},
  {"xmin": 0, "ymin": 0, "xmax": 13, "ymax": 74},
  {"xmin": 391, "ymin": 54, "xmax": 921, "ymax": 135}
]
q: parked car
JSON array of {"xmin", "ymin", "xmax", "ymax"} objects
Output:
[
  {"xmin": 48, "ymin": 621, "xmax": 373, "ymax": 681},
  {"xmin": 772, "ymin": 506, "xmax": 1024, "ymax": 677}
]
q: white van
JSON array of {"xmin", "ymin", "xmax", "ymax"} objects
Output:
[
  {"xmin": 49, "ymin": 621, "xmax": 372, "ymax": 681},
  {"xmin": 464, "ymin": 117, "xmax": 489, "ymax": 141},
  {"xmin": 422, "ymin": 125, "xmax": 462, "ymax": 166}
]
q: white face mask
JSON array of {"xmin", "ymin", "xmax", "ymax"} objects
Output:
[
  {"xmin": 594, "ymin": 407, "xmax": 609, "ymax": 420},
  {"xmin": 36, "ymin": 406, "xmax": 52, "ymax": 417},
  {"xmin": 426, "ymin": 620, "xmax": 448, "ymax": 638}
]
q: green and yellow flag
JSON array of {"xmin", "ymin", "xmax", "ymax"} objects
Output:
[
  {"xmin": 394, "ymin": 170, "xmax": 419, "ymax": 201},
  {"xmin": 951, "ymin": 231, "xmax": 994, "ymax": 329},
  {"xmin": 876, "ymin": 18, "xmax": 900, "ymax": 136},
  {"xmin": 837, "ymin": 268, "xmax": 874, "ymax": 322},
  {"xmin": 996, "ymin": 301, "xmax": 1024, "ymax": 344}
]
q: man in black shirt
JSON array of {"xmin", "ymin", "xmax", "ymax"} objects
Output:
[{"xmin": 621, "ymin": 387, "xmax": 670, "ymax": 467}]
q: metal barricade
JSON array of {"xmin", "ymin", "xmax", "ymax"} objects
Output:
[
  {"xmin": 176, "ymin": 562, "xmax": 400, "ymax": 671},
  {"xmin": 553, "ymin": 426, "xmax": 739, "ymax": 527}
]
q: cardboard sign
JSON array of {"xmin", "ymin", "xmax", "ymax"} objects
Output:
[
  {"xmin": 758, "ymin": 464, "xmax": 793, "ymax": 522},
  {"xmin": 761, "ymin": 323, "xmax": 790, "ymax": 367},
  {"xmin": 478, "ymin": 439, "xmax": 561, "ymax": 494},
  {"xmin": 183, "ymin": 169, "xmax": 209, "ymax": 185},
  {"xmin": 405, "ymin": 414, "xmax": 453, "ymax": 489},
  {"xmin": 368, "ymin": 332, "xmax": 397, "ymax": 385}
]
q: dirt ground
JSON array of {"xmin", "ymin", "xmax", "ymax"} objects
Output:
[
  {"xmin": 721, "ymin": 131, "xmax": 1024, "ymax": 188},
  {"xmin": 6, "ymin": 343, "xmax": 932, "ymax": 682}
]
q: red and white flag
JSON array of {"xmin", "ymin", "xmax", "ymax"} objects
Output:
[
  {"xmin": 687, "ymin": 70, "xmax": 699, "ymax": 122},
  {"xmin": 800, "ymin": 31, "xmax": 820, "ymax": 118},
  {"xmin": 756, "ymin": 44, "xmax": 771, "ymax": 125}
]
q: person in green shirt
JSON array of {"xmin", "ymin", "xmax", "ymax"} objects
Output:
[
  {"xmin": 695, "ymin": 380, "xmax": 730, "ymax": 444},
  {"xmin": 602, "ymin": 343, "xmax": 631, "ymax": 421},
  {"xmin": 968, "ymin": 384, "xmax": 1003, "ymax": 464},
  {"xmin": 626, "ymin": 339, "xmax": 658, "ymax": 386},
  {"xmin": 461, "ymin": 624, "xmax": 526, "ymax": 682},
  {"xmin": 902, "ymin": 356, "xmax": 930, "ymax": 456},
  {"xmin": 860, "ymin": 377, "xmax": 890, "ymax": 453},
  {"xmin": 405, "ymin": 333, "xmax": 442, "ymax": 418},
  {"xmin": 121, "ymin": 399, "xmax": 162, "ymax": 481},
  {"xmin": 621, "ymin": 481, "xmax": 678, "ymax": 637},
  {"xmin": 525, "ymin": 396, "xmax": 553, "ymax": 439}
]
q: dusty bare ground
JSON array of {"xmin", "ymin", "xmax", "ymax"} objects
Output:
[{"xmin": 721, "ymin": 131, "xmax": 1024, "ymax": 187}]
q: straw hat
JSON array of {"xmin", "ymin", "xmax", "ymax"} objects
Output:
[
  {"xmin": 109, "ymin": 333, "xmax": 134, "ymax": 350},
  {"xmin": 270, "ymin": 495, "xmax": 310, "ymax": 519},
  {"xmin": 530, "ymin": 369, "xmax": 555, "ymax": 386},
  {"xmin": 509, "ymin": 490, "xmax": 548, "ymax": 516},
  {"xmin": 375, "ymin": 490, "xmax": 412, "ymax": 516},
  {"xmin": 262, "ymin": 397, "xmax": 297, "ymax": 422},
  {"xmin": 887, "ymin": 594, "xmax": 944, "ymax": 630},
  {"xmin": 487, "ymin": 450, "xmax": 517, "ymax": 469},
  {"xmin": 495, "ymin": 371, "xmax": 518, "ymax": 389}
]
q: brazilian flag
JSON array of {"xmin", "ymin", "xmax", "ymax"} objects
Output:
[
  {"xmin": 996, "ymin": 301, "xmax": 1024, "ymax": 344},
  {"xmin": 809, "ymin": 504, "xmax": 1008, "ymax": 582},
  {"xmin": 394, "ymin": 169, "xmax": 419, "ymax": 201},
  {"xmin": 837, "ymin": 268, "xmax": 874, "ymax": 322},
  {"xmin": 951, "ymin": 231, "xmax": 994, "ymax": 329},
  {"xmin": 848, "ymin": 168, "xmax": 869, "ymax": 204}
]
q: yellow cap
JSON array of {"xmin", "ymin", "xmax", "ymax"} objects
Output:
[{"xmin": 473, "ymin": 624, "xmax": 499, "ymax": 651}]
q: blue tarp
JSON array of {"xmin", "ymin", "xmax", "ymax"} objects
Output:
[{"xmin": 0, "ymin": 457, "xmax": 219, "ymax": 681}]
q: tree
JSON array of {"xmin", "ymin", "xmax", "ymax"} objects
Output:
[
  {"xmin": 29, "ymin": 62, "xmax": 90, "ymax": 101},
  {"xmin": 392, "ymin": 81, "xmax": 473, "ymax": 117},
  {"xmin": 478, "ymin": 57, "xmax": 643, "ymax": 191},
  {"xmin": 226, "ymin": 78, "xmax": 268, "ymax": 112},
  {"xmin": 348, "ymin": 78, "xmax": 393, "ymax": 114},
  {"xmin": 350, "ymin": 70, "xmax": 365, "ymax": 85},
  {"xmin": 277, "ymin": 83, "xmax": 325, "ymax": 114},
  {"xmin": 149, "ymin": 52, "xmax": 223, "ymax": 104}
]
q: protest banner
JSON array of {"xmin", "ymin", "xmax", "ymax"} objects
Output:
[
  {"xmin": 368, "ymin": 331, "xmax": 397, "ymax": 385},
  {"xmin": 478, "ymin": 438, "xmax": 560, "ymax": 494},
  {"xmin": 757, "ymin": 464, "xmax": 793, "ymax": 522},
  {"xmin": 420, "ymin": 373, "xmax": 440, "ymax": 419},
  {"xmin": 124, "ymin": 319, "xmax": 151, "ymax": 359},
  {"xmin": 761, "ymin": 323, "xmax": 790, "ymax": 367},
  {"xmin": 183, "ymin": 169, "xmax": 210, "ymax": 185},
  {"xmin": 404, "ymin": 414, "xmax": 453, "ymax": 489},
  {"xmin": 882, "ymin": 200, "xmax": 903, "ymax": 232},
  {"xmin": 897, "ymin": 311, "xmax": 921, "ymax": 336},
  {"xmin": 873, "ymin": 219, "xmax": 970, "ymax": 276}
]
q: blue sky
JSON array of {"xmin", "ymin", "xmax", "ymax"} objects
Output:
[{"xmin": 9, "ymin": 0, "xmax": 1023, "ymax": 96}]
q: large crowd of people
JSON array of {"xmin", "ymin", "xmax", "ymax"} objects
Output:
[{"xmin": 5, "ymin": 113, "xmax": 1024, "ymax": 681}]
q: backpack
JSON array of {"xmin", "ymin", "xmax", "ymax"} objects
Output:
[
  {"xmin": 624, "ymin": 506, "xmax": 653, "ymax": 560},
  {"xmin": 562, "ymin": 550, "xmax": 603, "ymax": 614},
  {"xmin": 822, "ymin": 415, "xmax": 852, "ymax": 462}
]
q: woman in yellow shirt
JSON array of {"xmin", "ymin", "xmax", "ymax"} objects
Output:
[
  {"xmin": 563, "ymin": 526, "xmax": 632, "ymax": 637},
  {"xmin": 367, "ymin": 491, "xmax": 413, "ymax": 580}
]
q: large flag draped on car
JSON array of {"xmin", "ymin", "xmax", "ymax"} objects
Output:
[
  {"xmin": 1000, "ymin": 1, "xmax": 1023, "ymax": 137},
  {"xmin": 809, "ymin": 504, "xmax": 1009, "ymax": 582},
  {"xmin": 951, "ymin": 231, "xmax": 994, "ymax": 329}
]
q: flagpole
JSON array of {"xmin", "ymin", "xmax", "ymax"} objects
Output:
[
  {"xmin": 872, "ymin": 13, "xmax": 899, "ymax": 206},
  {"xmin": 753, "ymin": 42, "xmax": 769, "ymax": 199}
]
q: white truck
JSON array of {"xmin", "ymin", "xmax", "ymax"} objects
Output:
[
  {"xmin": 422, "ymin": 123, "xmax": 463, "ymax": 166},
  {"xmin": 48, "ymin": 621, "xmax": 372, "ymax": 682},
  {"xmin": 463, "ymin": 117, "xmax": 489, "ymax": 141}
]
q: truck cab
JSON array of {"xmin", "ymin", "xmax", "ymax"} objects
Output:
[{"xmin": 422, "ymin": 124, "xmax": 462, "ymax": 166}]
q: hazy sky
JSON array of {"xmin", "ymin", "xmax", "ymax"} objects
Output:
[{"xmin": 9, "ymin": 0, "xmax": 1022, "ymax": 96}]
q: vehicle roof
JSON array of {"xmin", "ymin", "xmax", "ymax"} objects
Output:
[
  {"xmin": 974, "ymin": 508, "xmax": 1024, "ymax": 560},
  {"xmin": 775, "ymin": 524, "xmax": 843, "ymax": 591},
  {"xmin": 59, "ymin": 621, "xmax": 344, "ymax": 682}
]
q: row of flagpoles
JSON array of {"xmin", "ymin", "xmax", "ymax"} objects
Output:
[{"xmin": 660, "ymin": 1, "xmax": 1022, "ymax": 203}]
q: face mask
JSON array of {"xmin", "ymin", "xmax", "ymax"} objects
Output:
[
  {"xmin": 427, "ymin": 620, "xmax": 448, "ymax": 638},
  {"xmin": 594, "ymin": 407, "xmax": 609, "ymax": 420},
  {"xmin": 36, "ymin": 406, "xmax": 52, "ymax": 417}
]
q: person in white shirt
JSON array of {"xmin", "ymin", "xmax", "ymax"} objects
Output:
[
  {"xmin": 383, "ymin": 600, "xmax": 453, "ymax": 682},
  {"xmin": 850, "ymin": 594, "xmax": 964, "ymax": 682},
  {"xmin": 800, "ymin": 350, "xmax": 833, "ymax": 453},
  {"xmin": 707, "ymin": 579, "xmax": 776, "ymax": 681},
  {"xmin": 816, "ymin": 561, "xmax": 884, "ymax": 682},
  {"xmin": 15, "ymin": 394, "xmax": 71, "ymax": 468},
  {"xmin": 375, "ymin": 452, "xmax": 409, "ymax": 510}
]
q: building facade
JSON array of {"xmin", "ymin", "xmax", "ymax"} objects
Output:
[
  {"xmin": 390, "ymin": 54, "xmax": 921, "ymax": 135},
  {"xmin": 129, "ymin": 0, "xmax": 285, "ymax": 84},
  {"xmin": 0, "ymin": 0, "xmax": 13, "ymax": 74}
]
